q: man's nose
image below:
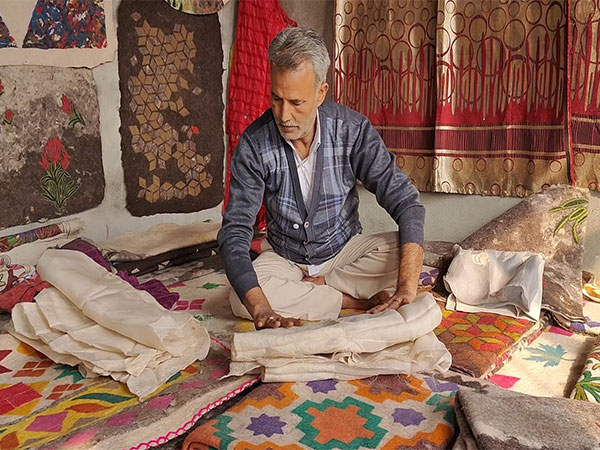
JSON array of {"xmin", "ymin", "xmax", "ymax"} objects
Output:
[{"xmin": 280, "ymin": 101, "xmax": 292, "ymax": 122}]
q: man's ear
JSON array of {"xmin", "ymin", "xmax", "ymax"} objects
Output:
[{"xmin": 317, "ymin": 82, "xmax": 329, "ymax": 107}]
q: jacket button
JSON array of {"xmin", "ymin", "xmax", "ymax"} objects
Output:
[
  {"xmin": 293, "ymin": 223, "xmax": 300, "ymax": 229},
  {"xmin": 304, "ymin": 221, "xmax": 310, "ymax": 228}
]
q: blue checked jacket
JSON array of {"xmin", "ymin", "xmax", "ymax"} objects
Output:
[{"xmin": 218, "ymin": 101, "xmax": 425, "ymax": 300}]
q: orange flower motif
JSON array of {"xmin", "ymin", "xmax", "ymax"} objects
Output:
[
  {"xmin": 61, "ymin": 94, "xmax": 73, "ymax": 115},
  {"xmin": 191, "ymin": 125, "xmax": 199, "ymax": 135}
]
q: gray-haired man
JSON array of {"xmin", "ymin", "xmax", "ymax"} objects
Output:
[{"xmin": 218, "ymin": 27, "xmax": 425, "ymax": 329}]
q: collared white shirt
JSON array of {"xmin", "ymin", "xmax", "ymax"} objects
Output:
[
  {"xmin": 286, "ymin": 112, "xmax": 321, "ymax": 206},
  {"xmin": 286, "ymin": 113, "xmax": 328, "ymax": 275}
]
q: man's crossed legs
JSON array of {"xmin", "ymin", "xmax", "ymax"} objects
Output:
[{"xmin": 229, "ymin": 232, "xmax": 400, "ymax": 322}]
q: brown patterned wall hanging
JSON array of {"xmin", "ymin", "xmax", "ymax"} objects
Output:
[
  {"xmin": 118, "ymin": 0, "xmax": 224, "ymax": 216},
  {"xmin": 0, "ymin": 66, "xmax": 104, "ymax": 229},
  {"xmin": 334, "ymin": 0, "xmax": 570, "ymax": 197}
]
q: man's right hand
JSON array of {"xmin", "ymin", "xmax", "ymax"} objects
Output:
[{"xmin": 244, "ymin": 287, "xmax": 303, "ymax": 330}]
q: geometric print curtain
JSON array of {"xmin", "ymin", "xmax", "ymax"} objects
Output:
[
  {"xmin": 570, "ymin": 0, "xmax": 600, "ymax": 192},
  {"xmin": 334, "ymin": 0, "xmax": 599, "ymax": 197}
]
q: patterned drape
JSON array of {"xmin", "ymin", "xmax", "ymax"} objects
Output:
[
  {"xmin": 334, "ymin": 0, "xmax": 579, "ymax": 197},
  {"xmin": 569, "ymin": 0, "xmax": 600, "ymax": 191}
]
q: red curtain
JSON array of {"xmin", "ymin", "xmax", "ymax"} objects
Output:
[
  {"xmin": 569, "ymin": 0, "xmax": 600, "ymax": 191},
  {"xmin": 224, "ymin": 0, "xmax": 295, "ymax": 229},
  {"xmin": 334, "ymin": 0, "xmax": 580, "ymax": 197}
]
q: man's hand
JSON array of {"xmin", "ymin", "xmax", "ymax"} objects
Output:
[
  {"xmin": 244, "ymin": 287, "xmax": 303, "ymax": 329},
  {"xmin": 366, "ymin": 288, "xmax": 416, "ymax": 314}
]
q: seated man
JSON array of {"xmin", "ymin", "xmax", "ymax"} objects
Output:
[{"xmin": 218, "ymin": 27, "xmax": 424, "ymax": 329}]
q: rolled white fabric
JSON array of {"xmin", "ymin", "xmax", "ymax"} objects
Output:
[
  {"xmin": 232, "ymin": 292, "xmax": 442, "ymax": 361},
  {"xmin": 229, "ymin": 331, "xmax": 451, "ymax": 382},
  {"xmin": 8, "ymin": 247, "xmax": 212, "ymax": 398},
  {"xmin": 35, "ymin": 288, "xmax": 160, "ymax": 358},
  {"xmin": 37, "ymin": 249, "xmax": 203, "ymax": 355}
]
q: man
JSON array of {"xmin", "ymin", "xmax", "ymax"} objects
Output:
[{"xmin": 218, "ymin": 27, "xmax": 424, "ymax": 329}]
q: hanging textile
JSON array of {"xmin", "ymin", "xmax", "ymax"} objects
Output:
[
  {"xmin": 334, "ymin": 0, "xmax": 569, "ymax": 197},
  {"xmin": 0, "ymin": 0, "xmax": 116, "ymax": 68},
  {"xmin": 224, "ymin": 0, "xmax": 296, "ymax": 229},
  {"xmin": 569, "ymin": 0, "xmax": 600, "ymax": 192}
]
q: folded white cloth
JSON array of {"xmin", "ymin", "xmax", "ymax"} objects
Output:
[
  {"xmin": 229, "ymin": 292, "xmax": 451, "ymax": 382},
  {"xmin": 99, "ymin": 221, "xmax": 220, "ymax": 261},
  {"xmin": 444, "ymin": 246, "xmax": 544, "ymax": 321},
  {"xmin": 37, "ymin": 249, "xmax": 200, "ymax": 355},
  {"xmin": 9, "ymin": 248, "xmax": 211, "ymax": 398},
  {"xmin": 229, "ymin": 332, "xmax": 451, "ymax": 382}
]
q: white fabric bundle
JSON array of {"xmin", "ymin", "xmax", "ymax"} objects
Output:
[
  {"xmin": 444, "ymin": 246, "xmax": 544, "ymax": 321},
  {"xmin": 229, "ymin": 292, "xmax": 451, "ymax": 382},
  {"xmin": 8, "ymin": 249, "xmax": 210, "ymax": 398}
]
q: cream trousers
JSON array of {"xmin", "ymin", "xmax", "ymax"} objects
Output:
[{"xmin": 229, "ymin": 232, "xmax": 399, "ymax": 321}]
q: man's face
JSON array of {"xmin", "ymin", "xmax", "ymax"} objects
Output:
[{"xmin": 270, "ymin": 62, "xmax": 328, "ymax": 143}]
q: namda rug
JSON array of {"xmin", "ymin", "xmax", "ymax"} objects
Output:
[
  {"xmin": 182, "ymin": 374, "xmax": 458, "ymax": 449},
  {"xmin": 0, "ymin": 66, "xmax": 105, "ymax": 228},
  {"xmin": 118, "ymin": 0, "xmax": 224, "ymax": 216},
  {"xmin": 433, "ymin": 296, "xmax": 548, "ymax": 379},
  {"xmin": 0, "ymin": 0, "xmax": 116, "ymax": 67},
  {"xmin": 453, "ymin": 383, "xmax": 600, "ymax": 450},
  {"xmin": 0, "ymin": 272, "xmax": 258, "ymax": 450},
  {"xmin": 489, "ymin": 324, "xmax": 594, "ymax": 398},
  {"xmin": 570, "ymin": 336, "xmax": 600, "ymax": 403}
]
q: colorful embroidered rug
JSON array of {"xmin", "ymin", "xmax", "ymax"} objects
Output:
[
  {"xmin": 490, "ymin": 323, "xmax": 596, "ymax": 398},
  {"xmin": 433, "ymin": 296, "xmax": 548, "ymax": 379},
  {"xmin": 570, "ymin": 336, "xmax": 600, "ymax": 402},
  {"xmin": 0, "ymin": 276, "xmax": 258, "ymax": 450},
  {"xmin": 118, "ymin": 0, "xmax": 224, "ymax": 216},
  {"xmin": 182, "ymin": 374, "xmax": 458, "ymax": 449},
  {"xmin": 0, "ymin": 0, "xmax": 116, "ymax": 67},
  {"xmin": 168, "ymin": 270, "xmax": 253, "ymax": 348},
  {"xmin": 0, "ymin": 66, "xmax": 105, "ymax": 229}
]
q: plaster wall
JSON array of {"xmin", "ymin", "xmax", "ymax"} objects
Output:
[{"xmin": 1, "ymin": 0, "xmax": 598, "ymax": 274}]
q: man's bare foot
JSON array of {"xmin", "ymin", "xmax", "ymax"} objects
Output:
[
  {"xmin": 244, "ymin": 287, "xmax": 303, "ymax": 330},
  {"xmin": 367, "ymin": 288, "xmax": 415, "ymax": 314},
  {"xmin": 302, "ymin": 275, "xmax": 326, "ymax": 286},
  {"xmin": 341, "ymin": 292, "xmax": 384, "ymax": 310}
]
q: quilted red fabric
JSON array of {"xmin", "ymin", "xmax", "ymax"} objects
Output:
[{"xmin": 224, "ymin": 0, "xmax": 296, "ymax": 230}]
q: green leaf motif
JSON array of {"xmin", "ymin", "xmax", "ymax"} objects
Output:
[
  {"xmin": 201, "ymin": 282, "xmax": 223, "ymax": 290},
  {"xmin": 573, "ymin": 371, "xmax": 600, "ymax": 402},
  {"xmin": 525, "ymin": 344, "xmax": 567, "ymax": 367},
  {"xmin": 74, "ymin": 393, "xmax": 133, "ymax": 403},
  {"xmin": 54, "ymin": 364, "xmax": 84, "ymax": 383}
]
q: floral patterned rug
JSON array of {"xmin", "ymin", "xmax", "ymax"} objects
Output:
[{"xmin": 0, "ymin": 270, "xmax": 258, "ymax": 450}]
